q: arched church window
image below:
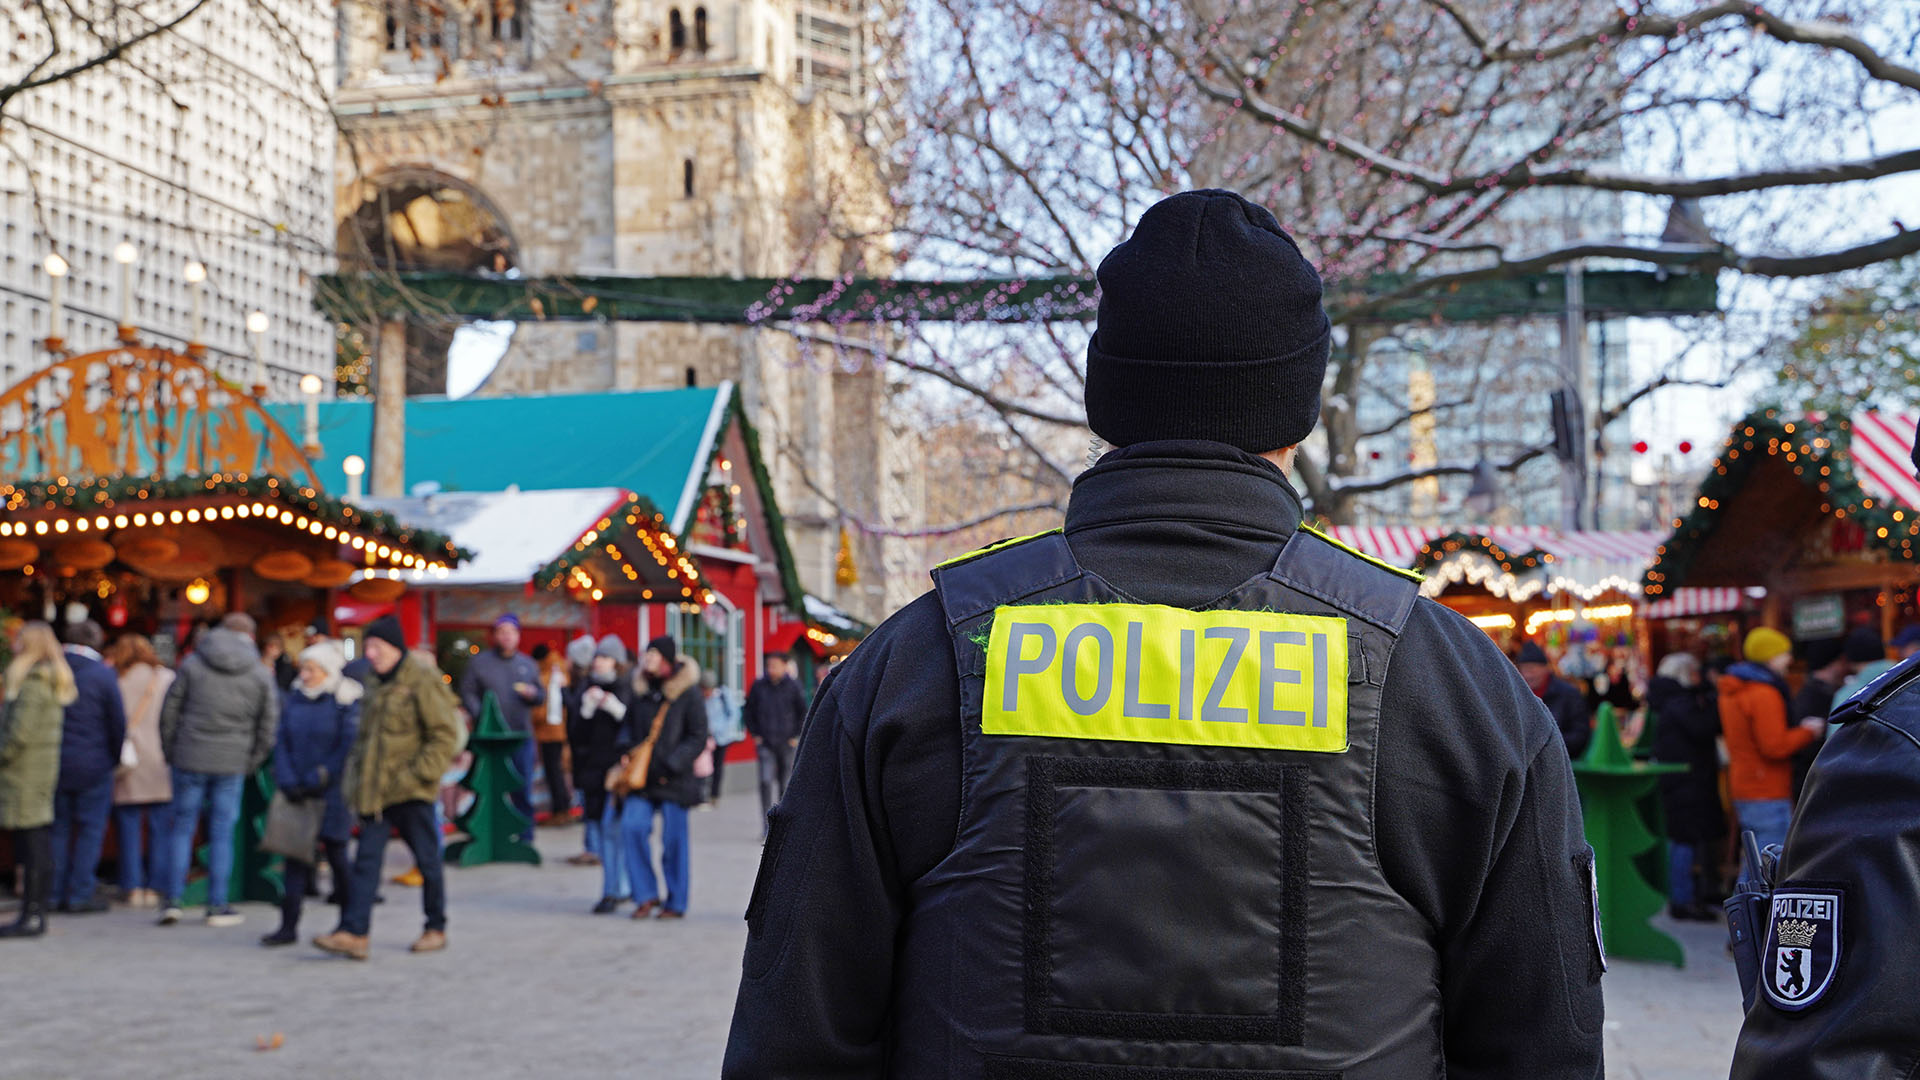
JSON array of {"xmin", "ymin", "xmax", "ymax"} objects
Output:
[
  {"xmin": 669, "ymin": 9, "xmax": 686, "ymax": 55},
  {"xmin": 684, "ymin": 158, "xmax": 695, "ymax": 198},
  {"xmin": 694, "ymin": 7, "xmax": 710, "ymax": 53}
]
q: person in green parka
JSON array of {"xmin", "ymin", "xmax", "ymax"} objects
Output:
[{"xmin": 1, "ymin": 622, "xmax": 78, "ymax": 939}]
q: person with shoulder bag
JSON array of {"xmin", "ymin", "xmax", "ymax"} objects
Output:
[
  {"xmin": 261, "ymin": 641, "xmax": 360, "ymax": 946},
  {"xmin": 108, "ymin": 634, "xmax": 174, "ymax": 909},
  {"xmin": 615, "ymin": 637, "xmax": 708, "ymax": 920}
]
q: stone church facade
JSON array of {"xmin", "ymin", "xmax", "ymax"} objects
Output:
[{"xmin": 332, "ymin": 0, "xmax": 923, "ymax": 623}]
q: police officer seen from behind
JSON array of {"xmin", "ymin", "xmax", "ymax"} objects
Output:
[
  {"xmin": 1729, "ymin": 424, "xmax": 1920, "ymax": 1079},
  {"xmin": 723, "ymin": 190, "xmax": 1604, "ymax": 1078}
]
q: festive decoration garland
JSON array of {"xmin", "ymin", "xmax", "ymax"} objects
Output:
[
  {"xmin": 1413, "ymin": 532, "xmax": 1554, "ymax": 574},
  {"xmin": 1644, "ymin": 409, "xmax": 1919, "ymax": 596},
  {"xmin": 528, "ymin": 388, "xmax": 810, "ymax": 620},
  {"xmin": 0, "ymin": 472, "xmax": 468, "ymax": 566}
]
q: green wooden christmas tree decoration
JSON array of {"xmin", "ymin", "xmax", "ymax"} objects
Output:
[
  {"xmin": 179, "ymin": 763, "xmax": 282, "ymax": 907},
  {"xmin": 1573, "ymin": 704, "xmax": 1687, "ymax": 967},
  {"xmin": 446, "ymin": 692, "xmax": 541, "ymax": 867}
]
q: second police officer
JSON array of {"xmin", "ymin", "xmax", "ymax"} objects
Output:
[
  {"xmin": 1728, "ymin": 422, "xmax": 1920, "ymax": 1080},
  {"xmin": 724, "ymin": 190, "xmax": 1605, "ymax": 1078}
]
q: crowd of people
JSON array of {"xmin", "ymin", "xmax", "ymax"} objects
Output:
[
  {"xmin": 1512, "ymin": 620, "xmax": 1920, "ymax": 924},
  {"xmin": 0, "ymin": 606, "xmax": 809, "ymax": 951}
]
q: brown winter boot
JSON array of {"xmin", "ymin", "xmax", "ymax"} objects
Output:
[{"xmin": 410, "ymin": 929, "xmax": 447, "ymax": 953}]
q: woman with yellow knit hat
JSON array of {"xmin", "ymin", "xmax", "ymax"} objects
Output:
[{"xmin": 1718, "ymin": 626, "xmax": 1823, "ymax": 853}]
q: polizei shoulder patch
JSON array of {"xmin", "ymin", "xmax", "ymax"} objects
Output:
[
  {"xmin": 982, "ymin": 602, "xmax": 1350, "ymax": 753},
  {"xmin": 1763, "ymin": 885, "xmax": 1845, "ymax": 1012}
]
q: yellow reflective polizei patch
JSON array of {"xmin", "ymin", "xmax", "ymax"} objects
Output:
[{"xmin": 983, "ymin": 603, "xmax": 1350, "ymax": 753}]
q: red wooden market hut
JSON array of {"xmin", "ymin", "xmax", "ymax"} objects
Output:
[{"xmin": 1643, "ymin": 408, "xmax": 1920, "ymax": 659}]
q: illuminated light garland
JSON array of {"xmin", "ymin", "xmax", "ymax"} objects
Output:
[
  {"xmin": 1469, "ymin": 613, "xmax": 1518, "ymax": 630},
  {"xmin": 1525, "ymin": 602, "xmax": 1637, "ymax": 636}
]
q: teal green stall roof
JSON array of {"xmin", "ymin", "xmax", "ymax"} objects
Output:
[{"xmin": 268, "ymin": 386, "xmax": 727, "ymax": 527}]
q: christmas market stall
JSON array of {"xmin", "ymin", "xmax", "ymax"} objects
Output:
[
  {"xmin": 0, "ymin": 343, "xmax": 466, "ymax": 651},
  {"xmin": 1644, "ymin": 408, "xmax": 1920, "ymax": 650},
  {"xmin": 276, "ymin": 382, "xmax": 821, "ymax": 703}
]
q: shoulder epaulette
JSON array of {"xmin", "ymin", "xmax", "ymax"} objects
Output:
[
  {"xmin": 931, "ymin": 528, "xmax": 1065, "ymax": 574},
  {"xmin": 1296, "ymin": 523, "xmax": 1425, "ymax": 583}
]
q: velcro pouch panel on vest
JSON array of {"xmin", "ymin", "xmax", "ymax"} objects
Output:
[{"xmin": 916, "ymin": 529, "xmax": 1435, "ymax": 1078}]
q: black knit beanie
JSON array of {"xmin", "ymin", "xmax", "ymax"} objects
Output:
[
  {"xmin": 364, "ymin": 614, "xmax": 405, "ymax": 653},
  {"xmin": 645, "ymin": 635, "xmax": 678, "ymax": 667},
  {"xmin": 1086, "ymin": 189, "xmax": 1331, "ymax": 453}
]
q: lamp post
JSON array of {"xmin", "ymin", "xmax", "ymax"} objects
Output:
[
  {"xmin": 42, "ymin": 253, "xmax": 68, "ymax": 352},
  {"xmin": 342, "ymin": 454, "xmax": 366, "ymax": 501},
  {"xmin": 246, "ymin": 310, "xmax": 269, "ymax": 395},
  {"xmin": 299, "ymin": 372, "xmax": 324, "ymax": 455},
  {"xmin": 113, "ymin": 241, "xmax": 138, "ymax": 340},
  {"xmin": 183, "ymin": 260, "xmax": 207, "ymax": 352}
]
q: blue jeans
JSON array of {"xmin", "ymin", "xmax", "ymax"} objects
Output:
[
  {"xmin": 1668, "ymin": 841, "xmax": 1696, "ymax": 907},
  {"xmin": 162, "ymin": 769, "xmax": 244, "ymax": 909},
  {"xmin": 1735, "ymin": 798, "xmax": 1795, "ymax": 859},
  {"xmin": 50, "ymin": 778, "xmax": 114, "ymax": 906},
  {"xmin": 598, "ymin": 796, "xmax": 628, "ymax": 900},
  {"xmin": 621, "ymin": 797, "xmax": 690, "ymax": 914},
  {"xmin": 340, "ymin": 800, "xmax": 446, "ymax": 936},
  {"xmin": 511, "ymin": 739, "xmax": 536, "ymax": 835},
  {"xmin": 113, "ymin": 802, "xmax": 170, "ymax": 892}
]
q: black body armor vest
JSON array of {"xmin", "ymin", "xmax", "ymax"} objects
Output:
[{"xmin": 891, "ymin": 529, "xmax": 1443, "ymax": 1079}]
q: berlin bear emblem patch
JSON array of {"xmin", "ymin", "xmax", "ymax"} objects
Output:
[{"xmin": 1763, "ymin": 887, "xmax": 1844, "ymax": 1011}]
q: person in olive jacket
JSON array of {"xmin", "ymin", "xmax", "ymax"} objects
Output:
[
  {"xmin": 0, "ymin": 623, "xmax": 77, "ymax": 939},
  {"xmin": 616, "ymin": 636, "xmax": 708, "ymax": 919},
  {"xmin": 313, "ymin": 616, "xmax": 463, "ymax": 960}
]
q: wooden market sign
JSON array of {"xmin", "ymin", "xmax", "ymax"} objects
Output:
[{"xmin": 0, "ymin": 345, "xmax": 318, "ymax": 488}]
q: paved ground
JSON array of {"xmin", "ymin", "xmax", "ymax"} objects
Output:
[{"xmin": 3, "ymin": 785, "xmax": 1744, "ymax": 1079}]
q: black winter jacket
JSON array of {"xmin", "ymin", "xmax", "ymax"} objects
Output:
[
  {"xmin": 566, "ymin": 671, "xmax": 631, "ymax": 792},
  {"xmin": 724, "ymin": 440, "xmax": 1603, "ymax": 1079},
  {"xmin": 621, "ymin": 658, "xmax": 709, "ymax": 807},
  {"xmin": 1647, "ymin": 675, "xmax": 1725, "ymax": 846},
  {"xmin": 744, "ymin": 674, "xmax": 807, "ymax": 745}
]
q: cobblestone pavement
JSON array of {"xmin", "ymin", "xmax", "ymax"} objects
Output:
[{"xmin": 2, "ymin": 787, "xmax": 1744, "ymax": 1079}]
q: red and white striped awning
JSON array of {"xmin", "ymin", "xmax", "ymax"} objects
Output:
[
  {"xmin": 1851, "ymin": 411, "xmax": 1920, "ymax": 511},
  {"xmin": 1319, "ymin": 526, "xmax": 1662, "ymax": 570},
  {"xmin": 1643, "ymin": 587, "xmax": 1749, "ymax": 620}
]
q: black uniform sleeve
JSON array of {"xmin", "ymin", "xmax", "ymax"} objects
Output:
[
  {"xmin": 1730, "ymin": 710, "xmax": 1920, "ymax": 1080},
  {"xmin": 724, "ymin": 595, "xmax": 962, "ymax": 1078},
  {"xmin": 1376, "ymin": 600, "xmax": 1605, "ymax": 1079}
]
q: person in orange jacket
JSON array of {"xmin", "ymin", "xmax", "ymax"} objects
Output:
[{"xmin": 1719, "ymin": 626, "xmax": 1824, "ymax": 853}]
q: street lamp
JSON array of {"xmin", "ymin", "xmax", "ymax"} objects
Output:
[
  {"xmin": 342, "ymin": 453, "xmax": 366, "ymax": 501},
  {"xmin": 299, "ymin": 372, "xmax": 324, "ymax": 455},
  {"xmin": 42, "ymin": 253, "xmax": 68, "ymax": 351},
  {"xmin": 246, "ymin": 310, "xmax": 269, "ymax": 394},
  {"xmin": 113, "ymin": 241, "xmax": 138, "ymax": 338},
  {"xmin": 183, "ymin": 260, "xmax": 207, "ymax": 348}
]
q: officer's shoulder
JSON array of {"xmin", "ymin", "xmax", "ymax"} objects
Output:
[
  {"xmin": 1278, "ymin": 525, "xmax": 1422, "ymax": 635},
  {"xmin": 1836, "ymin": 654, "xmax": 1920, "ymax": 743},
  {"xmin": 827, "ymin": 591, "xmax": 955, "ymax": 690}
]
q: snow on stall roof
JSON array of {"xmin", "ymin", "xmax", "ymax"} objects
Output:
[
  {"xmin": 359, "ymin": 488, "xmax": 628, "ymax": 586},
  {"xmin": 803, "ymin": 593, "xmax": 865, "ymax": 633}
]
